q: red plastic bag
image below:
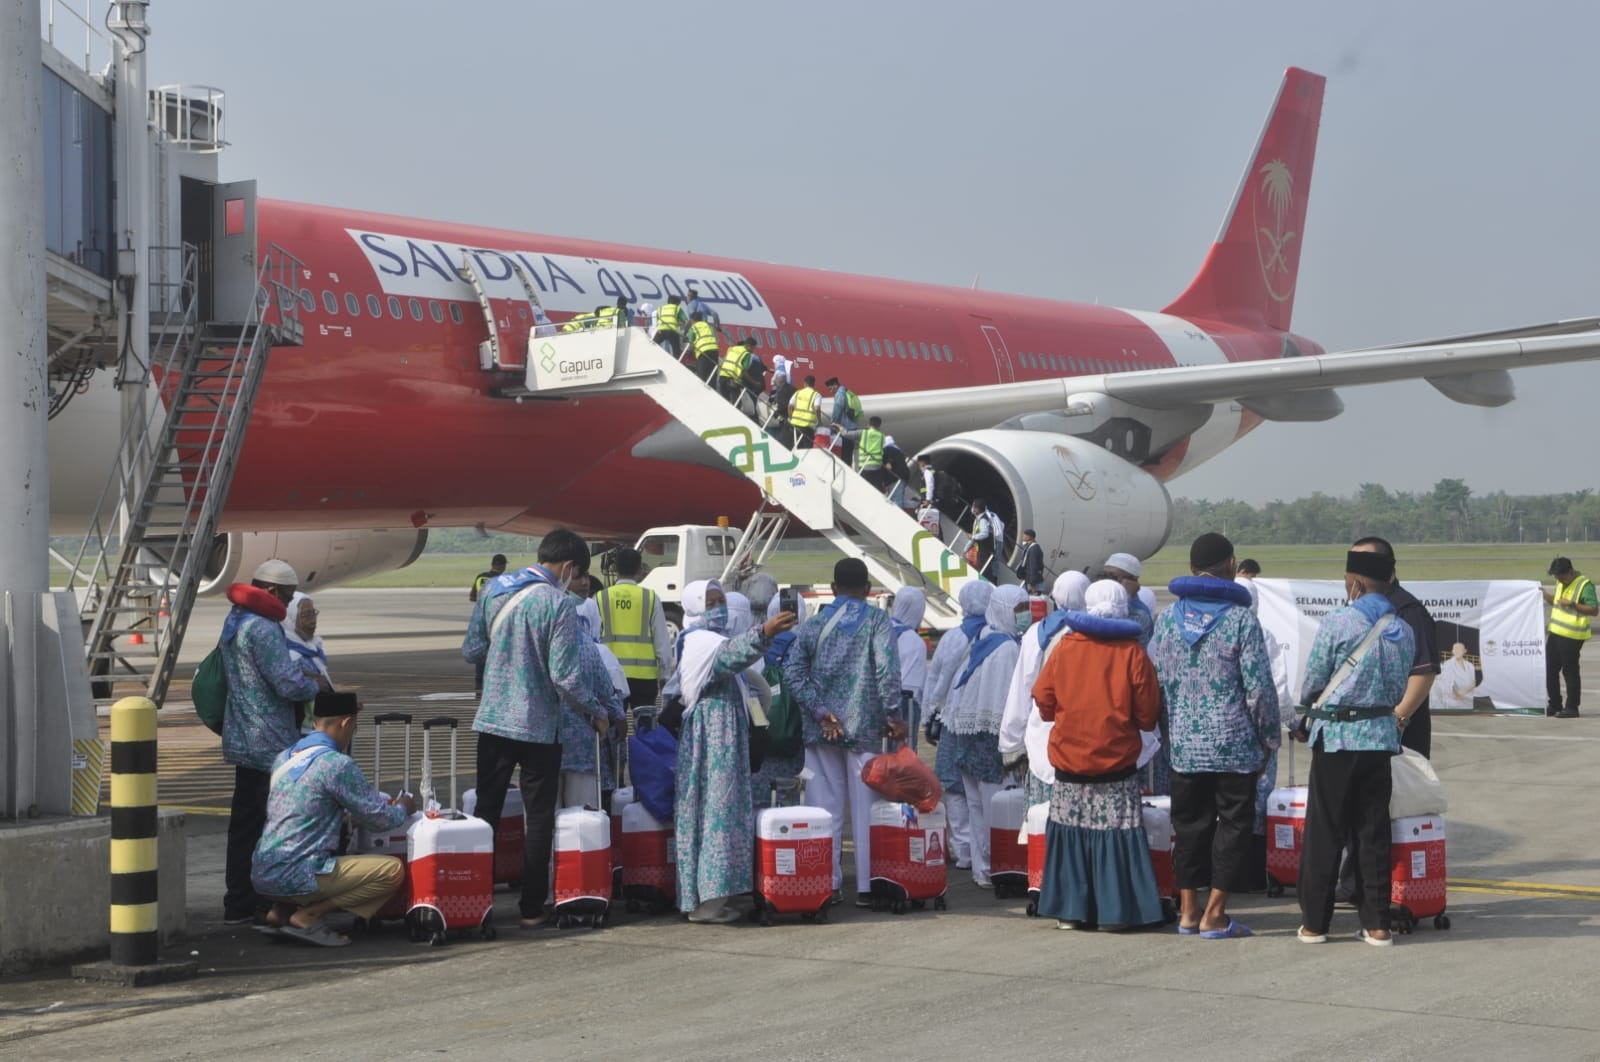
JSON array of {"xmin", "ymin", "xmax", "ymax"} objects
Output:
[{"xmin": 861, "ymin": 746, "xmax": 943, "ymax": 813}]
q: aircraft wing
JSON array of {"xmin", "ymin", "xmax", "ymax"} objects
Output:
[{"xmin": 867, "ymin": 323, "xmax": 1600, "ymax": 443}]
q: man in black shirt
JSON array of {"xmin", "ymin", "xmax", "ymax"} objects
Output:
[
  {"xmin": 1335, "ymin": 536, "xmax": 1438, "ymax": 907},
  {"xmin": 1018, "ymin": 529, "xmax": 1046, "ymax": 594}
]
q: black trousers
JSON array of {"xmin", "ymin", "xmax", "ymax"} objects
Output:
[
  {"xmin": 695, "ymin": 353, "xmax": 718, "ymax": 382},
  {"xmin": 794, "ymin": 426, "xmax": 816, "ymax": 449},
  {"xmin": 1547, "ymin": 633, "xmax": 1583, "ymax": 713},
  {"xmin": 975, "ymin": 539, "xmax": 997, "ymax": 583},
  {"xmin": 860, "ymin": 466, "xmax": 896, "ymax": 492},
  {"xmin": 1300, "ymin": 744, "xmax": 1392, "ymax": 934},
  {"xmin": 1401, "ymin": 703, "xmax": 1431, "ymax": 759},
  {"xmin": 1170, "ymin": 770, "xmax": 1258, "ymax": 894},
  {"xmin": 473, "ymin": 734, "xmax": 562, "ymax": 919},
  {"xmin": 626, "ymin": 677, "xmax": 659, "ymax": 712},
  {"xmin": 225, "ymin": 766, "xmax": 271, "ymax": 917},
  {"xmin": 653, "ymin": 329, "xmax": 680, "ymax": 357}
]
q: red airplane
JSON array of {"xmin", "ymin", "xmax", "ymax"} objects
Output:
[{"xmin": 49, "ymin": 66, "xmax": 1600, "ymax": 589}]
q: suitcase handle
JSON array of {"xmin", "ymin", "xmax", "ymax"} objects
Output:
[
  {"xmin": 422, "ymin": 716, "xmax": 458, "ymax": 730},
  {"xmin": 373, "ymin": 712, "xmax": 412, "ymax": 725}
]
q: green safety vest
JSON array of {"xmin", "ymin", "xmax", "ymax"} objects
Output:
[
  {"xmin": 598, "ymin": 584, "xmax": 659, "ymax": 679},
  {"xmin": 790, "ymin": 387, "xmax": 820, "ymax": 428},
  {"xmin": 856, "ymin": 428, "xmax": 885, "ymax": 471},
  {"xmin": 719, "ymin": 344, "xmax": 753, "ymax": 380},
  {"xmin": 690, "ymin": 320, "xmax": 720, "ymax": 356},
  {"xmin": 656, "ymin": 303, "xmax": 684, "ymax": 333},
  {"xmin": 1550, "ymin": 575, "xmax": 1593, "ymax": 641},
  {"xmin": 597, "ymin": 306, "xmax": 623, "ymax": 328},
  {"xmin": 563, "ymin": 313, "xmax": 595, "ymax": 332}
]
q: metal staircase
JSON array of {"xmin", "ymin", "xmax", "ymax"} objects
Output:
[
  {"xmin": 501, "ymin": 326, "xmax": 990, "ymax": 625},
  {"xmin": 62, "ymin": 243, "xmax": 305, "ymax": 705}
]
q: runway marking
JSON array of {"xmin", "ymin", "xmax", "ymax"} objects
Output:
[
  {"xmin": 1434, "ymin": 730, "xmax": 1600, "ymax": 743},
  {"xmin": 1450, "ymin": 877, "xmax": 1600, "ymax": 899}
]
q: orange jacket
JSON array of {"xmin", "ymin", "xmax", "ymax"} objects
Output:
[{"xmin": 1031, "ymin": 632, "xmax": 1161, "ymax": 780}]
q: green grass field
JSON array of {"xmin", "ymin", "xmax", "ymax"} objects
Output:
[{"xmin": 344, "ymin": 540, "xmax": 1588, "ymax": 590}]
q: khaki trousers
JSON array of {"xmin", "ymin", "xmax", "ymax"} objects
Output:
[{"xmin": 284, "ymin": 855, "xmax": 404, "ymax": 919}]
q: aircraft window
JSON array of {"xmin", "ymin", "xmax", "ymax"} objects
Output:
[
  {"xmin": 299, "ymin": 288, "xmax": 315, "ymax": 313},
  {"xmin": 779, "ymin": 330, "xmax": 791, "ymax": 350},
  {"xmin": 831, "ymin": 336, "xmax": 843, "ymax": 354},
  {"xmin": 366, "ymin": 294, "xmax": 382, "ymax": 317},
  {"xmin": 892, "ymin": 340, "xmax": 904, "ymax": 358},
  {"xmin": 943, "ymin": 344, "xmax": 954, "ymax": 361},
  {"xmin": 871, "ymin": 339, "xmax": 882, "ymax": 357},
  {"xmin": 846, "ymin": 336, "xmax": 857, "ymax": 355},
  {"xmin": 388, "ymin": 296, "xmax": 403, "ymax": 319},
  {"xmin": 820, "ymin": 334, "xmax": 832, "ymax": 353},
  {"xmin": 807, "ymin": 333, "xmax": 818, "ymax": 353},
  {"xmin": 321, "ymin": 290, "xmax": 338, "ymax": 315},
  {"xmin": 909, "ymin": 343, "xmax": 920, "ymax": 361},
  {"xmin": 449, "ymin": 303, "xmax": 463, "ymax": 324},
  {"xmin": 765, "ymin": 330, "xmax": 777, "ymax": 347},
  {"xmin": 344, "ymin": 292, "xmax": 361, "ymax": 316},
  {"xmin": 408, "ymin": 298, "xmax": 424, "ymax": 321},
  {"xmin": 638, "ymin": 533, "xmax": 679, "ymax": 568},
  {"xmin": 919, "ymin": 342, "xmax": 932, "ymax": 360},
  {"xmin": 793, "ymin": 331, "xmax": 804, "ymax": 349},
  {"xmin": 1025, "ymin": 352, "xmax": 1035, "ymax": 368},
  {"xmin": 430, "ymin": 301, "xmax": 444, "ymax": 323}
]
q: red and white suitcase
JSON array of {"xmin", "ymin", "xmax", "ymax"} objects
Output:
[
  {"xmin": 1141, "ymin": 794, "xmax": 1178, "ymax": 922},
  {"xmin": 462, "ymin": 784, "xmax": 524, "ymax": 890},
  {"xmin": 405, "ymin": 717, "xmax": 496, "ymax": 945},
  {"xmin": 1023, "ymin": 801, "xmax": 1049, "ymax": 917},
  {"xmin": 351, "ymin": 712, "xmax": 418, "ymax": 926},
  {"xmin": 752, "ymin": 783, "xmax": 834, "ymax": 924},
  {"xmin": 610, "ymin": 785, "xmax": 635, "ymax": 895},
  {"xmin": 619, "ymin": 801, "xmax": 676, "ymax": 915},
  {"xmin": 987, "ymin": 785, "xmax": 1029, "ymax": 899},
  {"xmin": 1389, "ymin": 813, "xmax": 1450, "ymax": 932},
  {"xmin": 1265, "ymin": 741, "xmax": 1306, "ymax": 896},
  {"xmin": 552, "ymin": 733, "xmax": 613, "ymax": 928},
  {"xmin": 869, "ymin": 800, "xmax": 949, "ymax": 913}
]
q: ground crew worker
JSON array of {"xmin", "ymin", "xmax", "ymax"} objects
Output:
[
  {"xmin": 654, "ymin": 294, "xmax": 686, "ymax": 356},
  {"xmin": 469, "ymin": 553, "xmax": 508, "ymax": 694},
  {"xmin": 563, "ymin": 309, "xmax": 597, "ymax": 332},
  {"xmin": 689, "ymin": 312, "xmax": 720, "ymax": 382},
  {"xmin": 1545, "ymin": 556, "xmax": 1597, "ymax": 718},
  {"xmin": 789, "ymin": 374, "xmax": 822, "ymax": 448},
  {"xmin": 596, "ymin": 295, "xmax": 628, "ymax": 328},
  {"xmin": 825, "ymin": 378, "xmax": 863, "ymax": 462},
  {"xmin": 845, "ymin": 416, "xmax": 895, "ymax": 491},
  {"xmin": 597, "ymin": 548, "xmax": 672, "ymax": 710},
  {"xmin": 717, "ymin": 335, "xmax": 758, "ymax": 402}
]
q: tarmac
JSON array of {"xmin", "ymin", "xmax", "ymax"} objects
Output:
[{"xmin": 3, "ymin": 587, "xmax": 1600, "ymax": 1060}]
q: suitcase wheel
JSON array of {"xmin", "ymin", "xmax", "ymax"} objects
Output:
[
  {"xmin": 481, "ymin": 922, "xmax": 497, "ymax": 941},
  {"xmin": 891, "ymin": 900, "xmax": 909, "ymax": 915},
  {"xmin": 933, "ymin": 896, "xmax": 947, "ymax": 911},
  {"xmin": 1160, "ymin": 898, "xmax": 1178, "ymax": 925},
  {"xmin": 557, "ymin": 915, "xmax": 574, "ymax": 930},
  {"xmin": 428, "ymin": 930, "xmax": 447, "ymax": 947},
  {"xmin": 626, "ymin": 899, "xmax": 642, "ymax": 914},
  {"xmin": 910, "ymin": 899, "xmax": 926, "ymax": 911},
  {"xmin": 799, "ymin": 911, "xmax": 814, "ymax": 923},
  {"xmin": 1391, "ymin": 904, "xmax": 1416, "ymax": 935},
  {"xmin": 1265, "ymin": 875, "xmax": 1285, "ymax": 899},
  {"xmin": 816, "ymin": 903, "xmax": 830, "ymax": 923},
  {"xmin": 1025, "ymin": 900, "xmax": 1038, "ymax": 918},
  {"xmin": 1434, "ymin": 914, "xmax": 1451, "ymax": 931}
]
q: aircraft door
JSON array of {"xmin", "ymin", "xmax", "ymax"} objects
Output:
[
  {"xmin": 977, "ymin": 322, "xmax": 1015, "ymax": 383},
  {"xmin": 210, "ymin": 180, "xmax": 259, "ymax": 327}
]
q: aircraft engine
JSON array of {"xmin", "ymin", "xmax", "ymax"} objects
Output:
[
  {"xmin": 919, "ymin": 430, "xmax": 1172, "ymax": 576},
  {"xmin": 141, "ymin": 528, "xmax": 430, "ymax": 596}
]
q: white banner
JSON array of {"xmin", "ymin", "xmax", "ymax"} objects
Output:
[{"xmin": 1254, "ymin": 579, "xmax": 1545, "ymax": 712}]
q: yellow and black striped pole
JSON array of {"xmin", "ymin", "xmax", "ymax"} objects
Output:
[{"xmin": 109, "ymin": 696, "xmax": 159, "ymax": 966}]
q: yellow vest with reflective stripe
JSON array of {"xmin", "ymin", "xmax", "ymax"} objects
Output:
[
  {"xmin": 563, "ymin": 313, "xmax": 595, "ymax": 332},
  {"xmin": 719, "ymin": 344, "xmax": 752, "ymax": 380},
  {"xmin": 690, "ymin": 320, "xmax": 719, "ymax": 356},
  {"xmin": 597, "ymin": 306, "xmax": 622, "ymax": 328},
  {"xmin": 1549, "ymin": 575, "xmax": 1593, "ymax": 641},
  {"xmin": 856, "ymin": 427, "xmax": 885, "ymax": 471},
  {"xmin": 598, "ymin": 584, "xmax": 659, "ymax": 679},
  {"xmin": 657, "ymin": 303, "xmax": 684, "ymax": 333},
  {"xmin": 790, "ymin": 386, "xmax": 820, "ymax": 427}
]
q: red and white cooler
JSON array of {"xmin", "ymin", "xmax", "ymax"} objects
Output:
[
  {"xmin": 987, "ymin": 786, "xmax": 1029, "ymax": 899},
  {"xmin": 1265, "ymin": 785, "xmax": 1308, "ymax": 895},
  {"xmin": 1141, "ymin": 795, "xmax": 1177, "ymax": 920},
  {"xmin": 752, "ymin": 804, "xmax": 835, "ymax": 923},
  {"xmin": 619, "ymin": 801, "xmax": 676, "ymax": 914},
  {"xmin": 609, "ymin": 785, "xmax": 635, "ymax": 893},
  {"xmin": 553, "ymin": 805, "xmax": 613, "ymax": 926},
  {"xmin": 1023, "ymin": 801, "xmax": 1049, "ymax": 916},
  {"xmin": 1389, "ymin": 813, "xmax": 1449, "ymax": 931},
  {"xmin": 462, "ymin": 785, "xmax": 524, "ymax": 889},
  {"xmin": 868, "ymin": 800, "xmax": 949, "ymax": 912},
  {"xmin": 405, "ymin": 718, "xmax": 495, "ymax": 945}
]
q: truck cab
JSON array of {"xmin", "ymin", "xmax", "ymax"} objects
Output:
[{"xmin": 631, "ymin": 524, "xmax": 744, "ymax": 627}]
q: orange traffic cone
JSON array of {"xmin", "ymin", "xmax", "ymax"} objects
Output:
[
  {"xmin": 130, "ymin": 631, "xmax": 144, "ymax": 645},
  {"xmin": 158, "ymin": 594, "xmax": 170, "ymax": 619}
]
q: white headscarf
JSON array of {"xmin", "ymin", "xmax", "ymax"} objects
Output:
[
  {"xmin": 742, "ymin": 574, "xmax": 779, "ymax": 614},
  {"xmin": 765, "ymin": 589, "xmax": 810, "ymax": 625},
  {"xmin": 727, "ymin": 592, "xmax": 754, "ymax": 637},
  {"xmin": 984, "ymin": 584, "xmax": 1030, "ymax": 636},
  {"xmin": 949, "ymin": 584, "xmax": 1029, "ymax": 735},
  {"xmin": 958, "ymin": 579, "xmax": 994, "ymax": 617},
  {"xmin": 926, "ymin": 581, "xmax": 996, "ymax": 716},
  {"xmin": 1084, "ymin": 579, "xmax": 1129, "ymax": 619},
  {"xmin": 681, "ymin": 579, "xmax": 722, "ymax": 630},
  {"xmin": 281, "ymin": 592, "xmax": 329, "ymax": 680},
  {"xmin": 892, "ymin": 587, "xmax": 927, "ymax": 629},
  {"xmin": 892, "ymin": 587, "xmax": 929, "ymax": 695},
  {"xmin": 1051, "ymin": 571, "xmax": 1090, "ymax": 611}
]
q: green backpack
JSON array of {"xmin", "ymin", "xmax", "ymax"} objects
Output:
[
  {"xmin": 193, "ymin": 645, "xmax": 228, "ymax": 735},
  {"xmin": 845, "ymin": 390, "xmax": 863, "ymax": 421},
  {"xmin": 763, "ymin": 662, "xmax": 802, "ymax": 759}
]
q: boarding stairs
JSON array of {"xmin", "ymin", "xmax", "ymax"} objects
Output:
[
  {"xmin": 61, "ymin": 244, "xmax": 306, "ymax": 706},
  {"xmin": 495, "ymin": 326, "xmax": 990, "ymax": 625}
]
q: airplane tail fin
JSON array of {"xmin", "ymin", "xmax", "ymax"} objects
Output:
[{"xmin": 1163, "ymin": 67, "xmax": 1325, "ymax": 332}]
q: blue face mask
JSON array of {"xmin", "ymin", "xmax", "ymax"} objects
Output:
[
  {"xmin": 1014, "ymin": 611, "xmax": 1032, "ymax": 634},
  {"xmin": 703, "ymin": 604, "xmax": 729, "ymax": 633}
]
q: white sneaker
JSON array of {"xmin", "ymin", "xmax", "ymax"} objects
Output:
[{"xmin": 973, "ymin": 875, "xmax": 993, "ymax": 889}]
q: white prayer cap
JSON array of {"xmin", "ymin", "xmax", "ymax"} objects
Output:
[
  {"xmin": 253, "ymin": 558, "xmax": 300, "ymax": 586},
  {"xmin": 1105, "ymin": 552, "xmax": 1142, "ymax": 578}
]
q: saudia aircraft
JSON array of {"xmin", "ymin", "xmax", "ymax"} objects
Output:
[{"xmin": 49, "ymin": 67, "xmax": 1600, "ymax": 590}]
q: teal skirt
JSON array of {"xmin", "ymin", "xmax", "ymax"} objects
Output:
[{"xmin": 1037, "ymin": 776, "xmax": 1163, "ymax": 927}]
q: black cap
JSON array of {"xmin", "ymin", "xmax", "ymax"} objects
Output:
[
  {"xmin": 313, "ymin": 691, "xmax": 360, "ymax": 718},
  {"xmin": 1550, "ymin": 556, "xmax": 1575, "ymax": 576},
  {"xmin": 1346, "ymin": 550, "xmax": 1396, "ymax": 583},
  {"xmin": 491, "ymin": 554, "xmax": 507, "ymax": 567},
  {"xmin": 1190, "ymin": 532, "xmax": 1234, "ymax": 571},
  {"xmin": 1024, "ymin": 528, "xmax": 1037, "ymax": 537}
]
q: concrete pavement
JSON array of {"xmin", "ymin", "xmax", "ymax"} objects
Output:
[{"xmin": 3, "ymin": 588, "xmax": 1598, "ymax": 1059}]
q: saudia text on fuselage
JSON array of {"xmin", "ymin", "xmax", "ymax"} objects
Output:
[{"xmin": 345, "ymin": 228, "xmax": 778, "ymax": 329}]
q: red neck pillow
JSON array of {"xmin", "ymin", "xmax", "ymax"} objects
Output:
[{"xmin": 227, "ymin": 583, "xmax": 288, "ymax": 623}]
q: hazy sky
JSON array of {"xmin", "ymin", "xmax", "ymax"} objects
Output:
[{"xmin": 128, "ymin": 0, "xmax": 1600, "ymax": 504}]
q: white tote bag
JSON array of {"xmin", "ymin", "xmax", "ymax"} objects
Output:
[{"xmin": 1389, "ymin": 748, "xmax": 1448, "ymax": 818}]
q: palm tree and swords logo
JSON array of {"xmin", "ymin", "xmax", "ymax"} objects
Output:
[{"xmin": 1255, "ymin": 158, "xmax": 1297, "ymax": 303}]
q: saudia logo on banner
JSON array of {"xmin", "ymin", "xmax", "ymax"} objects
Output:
[
  {"xmin": 345, "ymin": 228, "xmax": 778, "ymax": 329},
  {"xmin": 1255, "ymin": 579, "xmax": 1546, "ymax": 713}
]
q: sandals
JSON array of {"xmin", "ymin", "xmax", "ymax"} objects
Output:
[
  {"xmin": 1357, "ymin": 928, "xmax": 1395, "ymax": 947},
  {"xmin": 281, "ymin": 921, "xmax": 351, "ymax": 948},
  {"xmin": 1199, "ymin": 917, "xmax": 1254, "ymax": 940},
  {"xmin": 1297, "ymin": 927, "xmax": 1328, "ymax": 944}
]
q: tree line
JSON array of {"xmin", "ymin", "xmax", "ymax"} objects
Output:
[{"xmin": 1170, "ymin": 481, "xmax": 1600, "ymax": 545}]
